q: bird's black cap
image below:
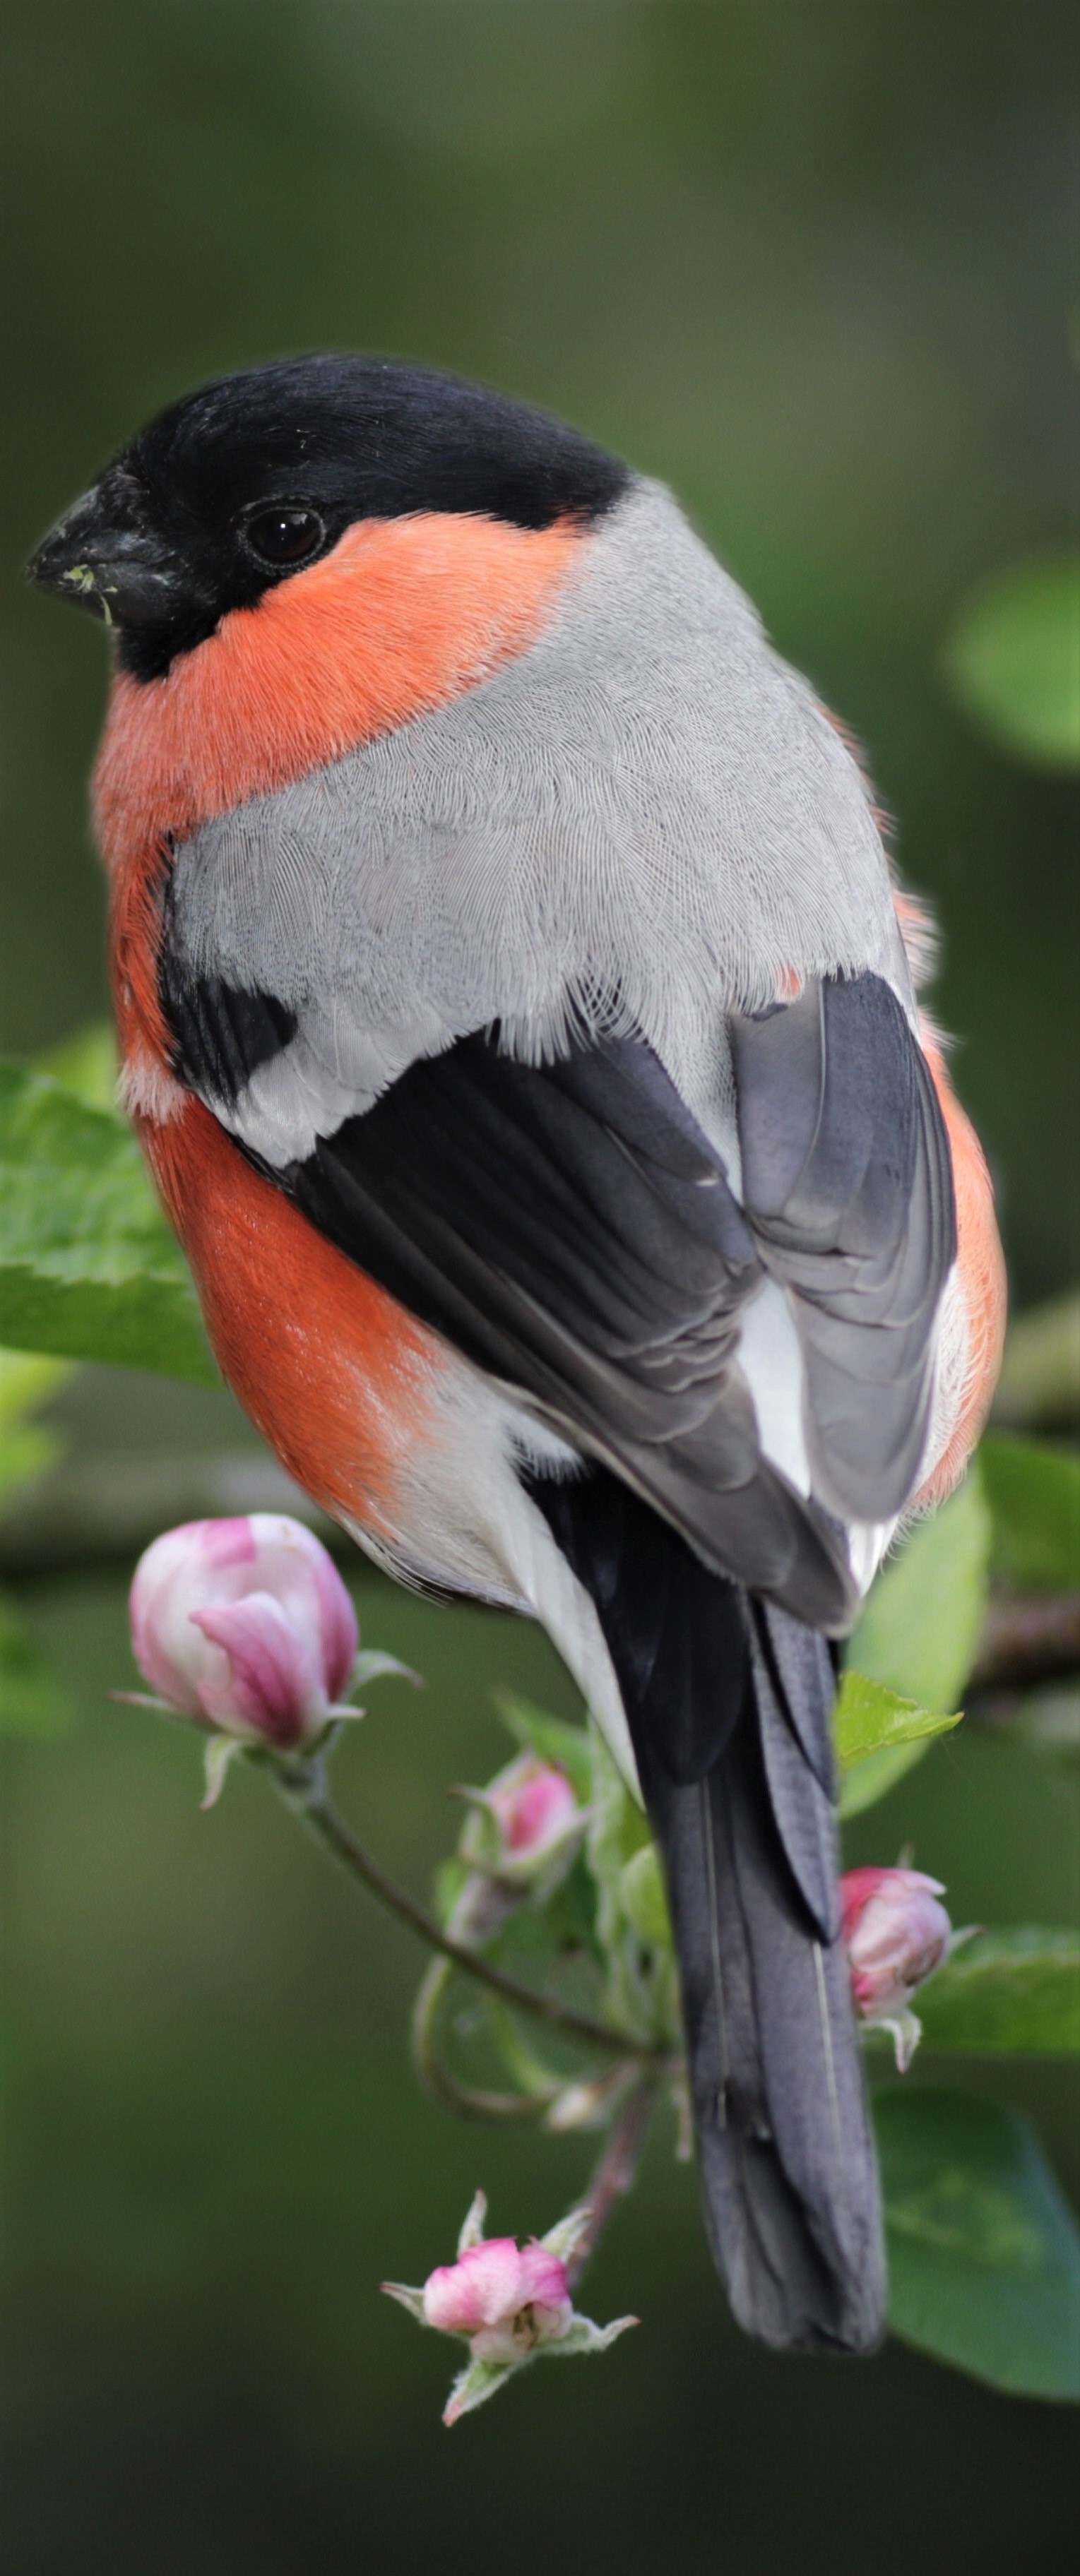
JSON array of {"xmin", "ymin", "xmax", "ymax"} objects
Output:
[{"xmin": 28, "ymin": 355, "xmax": 629, "ymax": 682}]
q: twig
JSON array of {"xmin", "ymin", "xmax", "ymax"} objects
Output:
[
  {"xmin": 410, "ymin": 1955, "xmax": 564, "ymax": 2121},
  {"xmin": 564, "ymin": 2076, "xmax": 661, "ymax": 2290},
  {"xmin": 969, "ymin": 1592, "xmax": 1080, "ymax": 1691},
  {"xmin": 274, "ymin": 1758, "xmax": 666, "ymax": 2063},
  {"xmin": 1, "ymin": 1450, "xmax": 342, "ymax": 1579}
]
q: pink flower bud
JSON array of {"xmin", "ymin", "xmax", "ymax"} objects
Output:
[
  {"xmin": 422, "ymin": 2234, "xmax": 573, "ymax": 2366},
  {"xmin": 129, "ymin": 1514, "xmax": 358, "ymax": 1754},
  {"xmin": 487, "ymin": 1754, "xmax": 580, "ymax": 1862},
  {"xmin": 841, "ymin": 1866, "xmax": 953, "ymax": 2067},
  {"xmin": 381, "ymin": 2190, "xmax": 639, "ymax": 2423}
]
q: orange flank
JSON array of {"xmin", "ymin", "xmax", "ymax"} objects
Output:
[
  {"xmin": 915, "ymin": 1032, "xmax": 1007, "ymax": 1507},
  {"xmin": 93, "ymin": 508, "xmax": 585, "ymax": 878},
  {"xmin": 143, "ymin": 1095, "xmax": 440, "ymax": 1537}
]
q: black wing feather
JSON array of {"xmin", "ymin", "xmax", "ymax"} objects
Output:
[{"xmin": 267, "ymin": 1027, "xmax": 856, "ymax": 1628}]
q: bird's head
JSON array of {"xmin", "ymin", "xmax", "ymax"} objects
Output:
[{"xmin": 27, "ymin": 356, "xmax": 627, "ymax": 684}]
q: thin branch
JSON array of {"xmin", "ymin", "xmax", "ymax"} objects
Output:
[
  {"xmin": 969, "ymin": 1592, "xmax": 1080, "ymax": 1692},
  {"xmin": 275, "ymin": 1760, "xmax": 666, "ymax": 2063},
  {"xmin": 6, "ymin": 1440, "xmax": 1079, "ymax": 1703},
  {"xmin": 1, "ymin": 1450, "xmax": 341, "ymax": 1580},
  {"xmin": 410, "ymin": 1955, "xmax": 561, "ymax": 2121},
  {"xmin": 564, "ymin": 2076, "xmax": 661, "ymax": 2290}
]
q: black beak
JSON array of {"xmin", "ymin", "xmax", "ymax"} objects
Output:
[{"xmin": 26, "ymin": 465, "xmax": 188, "ymax": 629}]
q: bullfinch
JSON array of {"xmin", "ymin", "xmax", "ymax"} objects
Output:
[{"xmin": 28, "ymin": 356, "xmax": 1005, "ymax": 2356}]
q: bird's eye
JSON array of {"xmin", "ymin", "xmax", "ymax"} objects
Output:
[{"xmin": 242, "ymin": 506, "xmax": 326, "ymax": 568}]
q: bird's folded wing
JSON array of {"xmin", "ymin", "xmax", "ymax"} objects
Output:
[
  {"xmin": 731, "ymin": 973, "xmax": 956, "ymax": 1524},
  {"xmin": 162, "ymin": 962, "xmax": 954, "ymax": 1629},
  {"xmin": 231, "ymin": 1020, "xmax": 857, "ymax": 1628}
]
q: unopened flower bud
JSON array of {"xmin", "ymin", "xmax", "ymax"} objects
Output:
[
  {"xmin": 422, "ymin": 2234, "xmax": 574, "ymax": 2367},
  {"xmin": 382, "ymin": 2188, "xmax": 637, "ymax": 2425},
  {"xmin": 486, "ymin": 1754, "xmax": 580, "ymax": 1866},
  {"xmin": 128, "ymin": 1515, "xmax": 361, "ymax": 1794},
  {"xmin": 841, "ymin": 1865, "xmax": 953, "ymax": 2071},
  {"xmin": 447, "ymin": 1752, "xmax": 586, "ymax": 1945}
]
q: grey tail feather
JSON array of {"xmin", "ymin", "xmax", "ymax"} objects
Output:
[
  {"xmin": 523, "ymin": 1461, "xmax": 886, "ymax": 2354},
  {"xmin": 635, "ymin": 1604, "xmax": 886, "ymax": 2355}
]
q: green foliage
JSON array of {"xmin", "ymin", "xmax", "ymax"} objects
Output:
[
  {"xmin": 34, "ymin": 1018, "xmax": 119, "ymax": 1111},
  {"xmin": 418, "ymin": 1659, "xmax": 1080, "ymax": 2397},
  {"xmin": 838, "ymin": 1475, "xmax": 990, "ymax": 1813},
  {"xmin": 0, "ymin": 1349, "xmax": 78, "ymax": 1733},
  {"xmin": 943, "ymin": 554, "xmax": 1080, "ymax": 770},
  {"xmin": 848, "ymin": 1473, "xmax": 991, "ymax": 1711},
  {"xmin": 0, "ymin": 1063, "xmax": 215, "ymax": 1384},
  {"xmin": 834, "ymin": 1672, "xmax": 961, "ymax": 1819},
  {"xmin": 0, "ymin": 1347, "xmax": 72, "ymax": 1508},
  {"xmin": 979, "ymin": 1434, "xmax": 1080, "ymax": 1594},
  {"xmin": 917, "ymin": 1930, "xmax": 1080, "ymax": 2056},
  {"xmin": 877, "ymin": 2087, "xmax": 1080, "ymax": 2399}
]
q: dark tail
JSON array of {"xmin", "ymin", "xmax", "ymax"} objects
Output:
[
  {"xmin": 529, "ymin": 1466, "xmax": 886, "ymax": 2355},
  {"xmin": 635, "ymin": 1602, "xmax": 885, "ymax": 2351}
]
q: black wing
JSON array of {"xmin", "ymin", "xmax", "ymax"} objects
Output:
[
  {"xmin": 165, "ymin": 964, "xmax": 953, "ymax": 1618},
  {"xmin": 261, "ymin": 1025, "xmax": 856, "ymax": 1630}
]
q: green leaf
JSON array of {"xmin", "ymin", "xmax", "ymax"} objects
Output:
[
  {"xmin": 0, "ymin": 1347, "xmax": 72, "ymax": 1433},
  {"xmin": 847, "ymin": 1472, "xmax": 991, "ymax": 1713},
  {"xmin": 0, "ymin": 1347, "xmax": 73, "ymax": 1509},
  {"xmin": 34, "ymin": 1018, "xmax": 118, "ymax": 1111},
  {"xmin": 0, "ymin": 1590, "xmax": 73, "ymax": 1735},
  {"xmin": 835, "ymin": 1671, "xmax": 962, "ymax": 1818},
  {"xmin": 917, "ymin": 1930, "xmax": 1080, "ymax": 2056},
  {"xmin": 994, "ymin": 1293, "xmax": 1080, "ymax": 1434},
  {"xmin": 834, "ymin": 1671, "xmax": 962, "ymax": 1772},
  {"xmin": 978, "ymin": 1433, "xmax": 1080, "ymax": 1596},
  {"xmin": 0, "ymin": 1063, "xmax": 215, "ymax": 1383},
  {"xmin": 838, "ymin": 1746, "xmax": 929, "ymax": 1817},
  {"xmin": 877, "ymin": 2086, "xmax": 1080, "ymax": 2398},
  {"xmin": 942, "ymin": 554, "xmax": 1080, "ymax": 770},
  {"xmin": 0, "ymin": 1417, "xmax": 61, "ymax": 1508},
  {"xmin": 492, "ymin": 1691, "xmax": 593, "ymax": 1801}
]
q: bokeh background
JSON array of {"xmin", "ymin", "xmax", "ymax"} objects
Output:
[{"xmin": 1, "ymin": 5, "xmax": 1077, "ymax": 2570}]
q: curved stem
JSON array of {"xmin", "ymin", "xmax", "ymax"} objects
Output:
[
  {"xmin": 411, "ymin": 1956, "xmax": 558, "ymax": 2121},
  {"xmin": 564, "ymin": 2075, "xmax": 661, "ymax": 2289},
  {"xmin": 275, "ymin": 1760, "xmax": 666, "ymax": 2063}
]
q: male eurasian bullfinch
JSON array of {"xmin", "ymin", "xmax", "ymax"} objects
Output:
[{"xmin": 29, "ymin": 357, "xmax": 1004, "ymax": 2358}]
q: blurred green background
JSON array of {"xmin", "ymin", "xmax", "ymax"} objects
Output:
[{"xmin": 1, "ymin": 4, "xmax": 1078, "ymax": 2570}]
